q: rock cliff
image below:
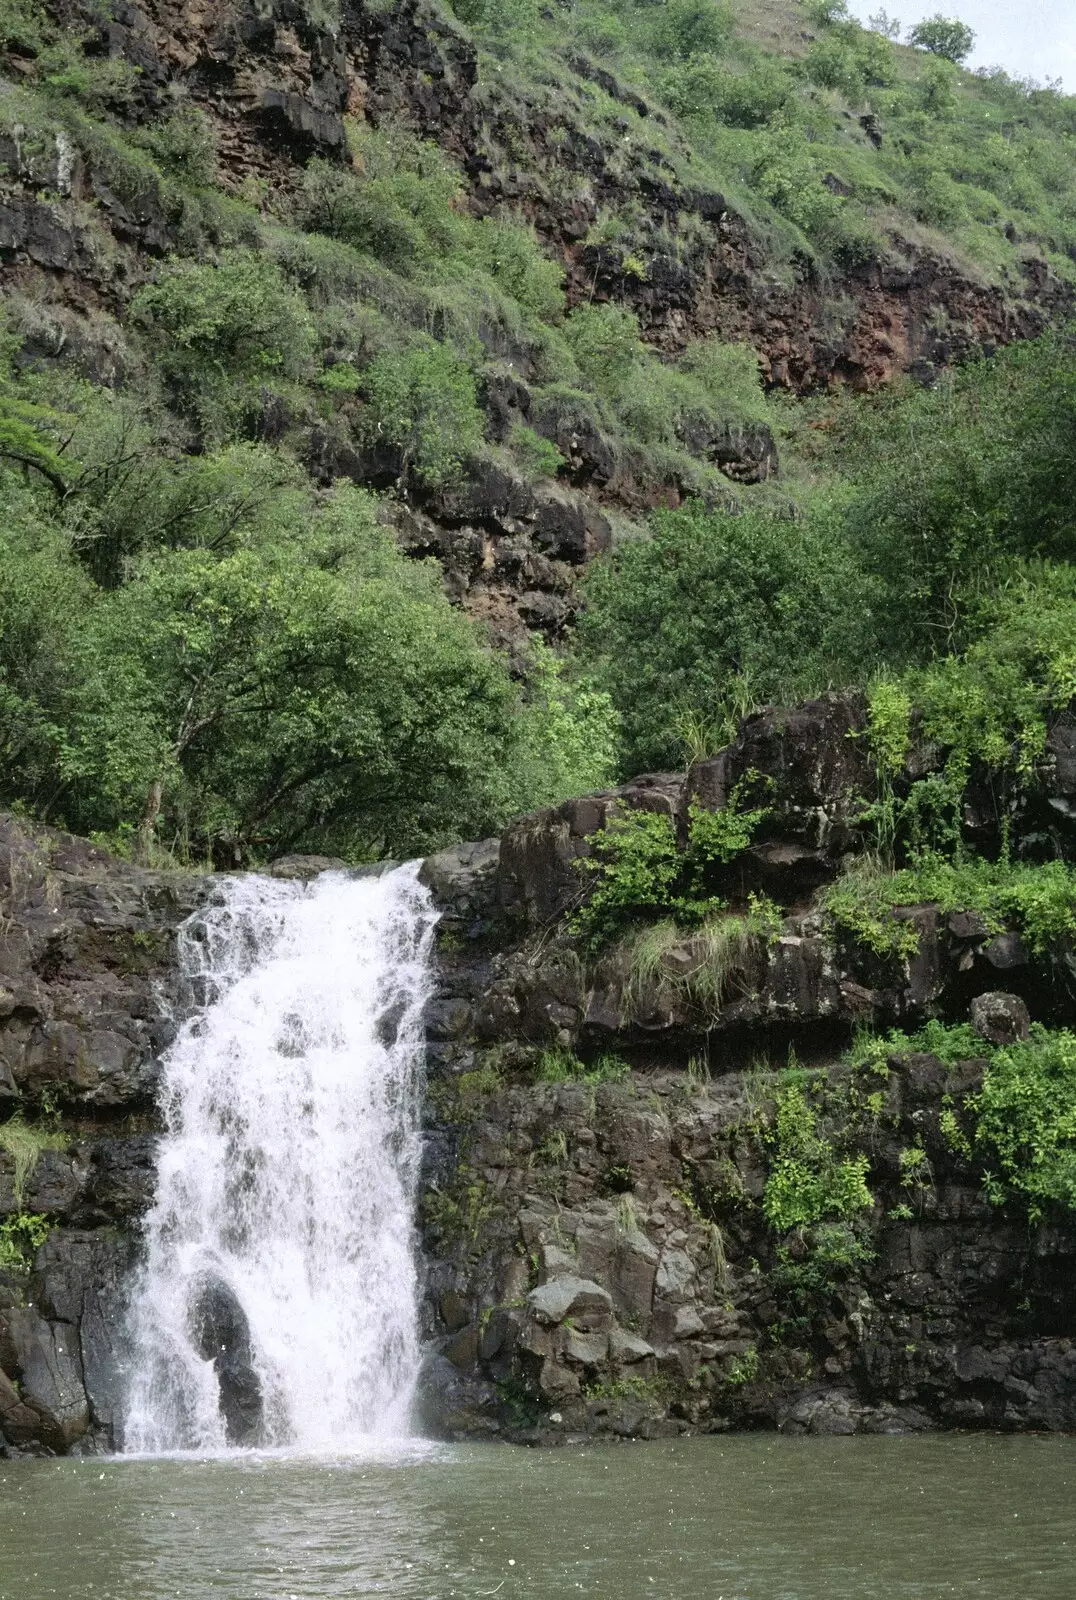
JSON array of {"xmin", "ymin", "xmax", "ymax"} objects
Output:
[
  {"xmin": 3, "ymin": 694, "xmax": 1076, "ymax": 1454},
  {"xmin": 415, "ymin": 694, "xmax": 1076, "ymax": 1441},
  {"xmin": 0, "ymin": 813, "xmax": 202, "ymax": 1453}
]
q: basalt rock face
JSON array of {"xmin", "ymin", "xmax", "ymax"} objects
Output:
[
  {"xmin": 416, "ymin": 695, "xmax": 1076, "ymax": 1442},
  {"xmin": 0, "ymin": 813, "xmax": 206, "ymax": 1457},
  {"xmin": 415, "ymin": 1052, "xmax": 1076, "ymax": 1444},
  {"xmin": 5, "ymin": 686, "xmax": 1076, "ymax": 1455}
]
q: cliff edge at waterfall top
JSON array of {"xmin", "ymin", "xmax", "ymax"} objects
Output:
[{"xmin": 4, "ymin": 0, "xmax": 1076, "ymax": 1490}]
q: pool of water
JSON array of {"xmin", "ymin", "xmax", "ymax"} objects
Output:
[{"xmin": 2, "ymin": 1435, "xmax": 1074, "ymax": 1599}]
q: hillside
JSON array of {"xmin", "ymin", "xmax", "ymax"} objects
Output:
[{"xmin": 0, "ymin": 0, "xmax": 1075, "ymax": 865}]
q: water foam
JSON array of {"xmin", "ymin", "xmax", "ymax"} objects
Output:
[{"xmin": 123, "ymin": 866, "xmax": 436, "ymax": 1454}]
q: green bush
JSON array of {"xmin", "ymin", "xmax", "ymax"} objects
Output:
[
  {"xmin": 643, "ymin": 0, "xmax": 733, "ymax": 62},
  {"xmin": 298, "ymin": 134, "xmax": 467, "ymax": 273},
  {"xmin": 143, "ymin": 105, "xmax": 218, "ymax": 188},
  {"xmin": 578, "ymin": 501, "xmax": 868, "ymax": 773},
  {"xmin": 763, "ymin": 1082, "xmax": 874, "ymax": 1232},
  {"xmin": 0, "ymin": 1210, "xmax": 51, "ymax": 1274},
  {"xmin": 570, "ymin": 778, "xmax": 769, "ymax": 949},
  {"xmin": 507, "ymin": 423, "xmax": 564, "ymax": 479},
  {"xmin": 131, "ymin": 251, "xmax": 316, "ymax": 439},
  {"xmin": 974, "ymin": 1029, "xmax": 1076, "ymax": 1217},
  {"xmin": 659, "ymin": 56, "xmax": 792, "ymax": 128},
  {"xmin": 825, "ymin": 856, "xmax": 1076, "ymax": 961},
  {"xmin": 360, "ymin": 337, "xmax": 485, "ymax": 489}
]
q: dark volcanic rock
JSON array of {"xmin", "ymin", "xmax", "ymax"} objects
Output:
[
  {"xmin": 970, "ymin": 992, "xmax": 1031, "ymax": 1047},
  {"xmin": 191, "ymin": 1279, "xmax": 264, "ymax": 1446},
  {"xmin": 0, "ymin": 812, "xmax": 207, "ymax": 1456}
]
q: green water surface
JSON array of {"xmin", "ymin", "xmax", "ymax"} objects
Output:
[{"xmin": 1, "ymin": 1434, "xmax": 1073, "ymax": 1599}]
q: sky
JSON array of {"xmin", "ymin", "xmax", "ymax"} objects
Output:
[{"xmin": 844, "ymin": 1, "xmax": 1076, "ymax": 90}]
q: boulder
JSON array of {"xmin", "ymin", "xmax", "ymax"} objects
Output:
[
  {"xmin": 527, "ymin": 1275, "xmax": 613, "ymax": 1327},
  {"xmin": 268, "ymin": 854, "xmax": 347, "ymax": 879},
  {"xmin": 190, "ymin": 1279, "xmax": 263, "ymax": 1447},
  {"xmin": 2, "ymin": 1306, "xmax": 89, "ymax": 1451},
  {"xmin": 970, "ymin": 992, "xmax": 1031, "ymax": 1047}
]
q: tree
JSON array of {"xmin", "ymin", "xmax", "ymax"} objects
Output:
[
  {"xmin": 47, "ymin": 482, "xmax": 613, "ymax": 859},
  {"xmin": 908, "ymin": 14, "xmax": 975, "ymax": 64},
  {"xmin": 867, "ymin": 9, "xmax": 902, "ymax": 40},
  {"xmin": 130, "ymin": 251, "xmax": 316, "ymax": 441},
  {"xmin": 578, "ymin": 503, "xmax": 870, "ymax": 774},
  {"xmin": 361, "ymin": 338, "xmax": 486, "ymax": 491}
]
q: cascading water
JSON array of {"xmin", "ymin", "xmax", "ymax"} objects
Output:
[{"xmin": 123, "ymin": 865, "xmax": 437, "ymax": 1455}]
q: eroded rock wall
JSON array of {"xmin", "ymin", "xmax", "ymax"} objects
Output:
[
  {"xmin": 0, "ymin": 814, "xmax": 204, "ymax": 1456},
  {"xmin": 4, "ymin": 689, "xmax": 1076, "ymax": 1455},
  {"xmin": 415, "ymin": 696, "xmax": 1076, "ymax": 1442}
]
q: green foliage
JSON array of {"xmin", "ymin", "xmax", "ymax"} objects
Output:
[
  {"xmin": 571, "ymin": 809, "xmax": 683, "ymax": 951},
  {"xmin": 570, "ymin": 778, "xmax": 769, "ymax": 950},
  {"xmin": 825, "ymin": 855, "xmax": 1076, "ymax": 963},
  {"xmin": 688, "ymin": 792, "xmax": 771, "ymax": 870},
  {"xmin": 0, "ymin": 455, "xmax": 615, "ymax": 858},
  {"xmin": 142, "ymin": 105, "xmax": 218, "ymax": 188},
  {"xmin": 579, "ymin": 502, "xmax": 865, "ymax": 774},
  {"xmin": 131, "ymin": 251, "xmax": 316, "ymax": 440},
  {"xmin": 973, "ymin": 1029, "xmax": 1076, "ymax": 1218},
  {"xmin": 422, "ymin": 1172, "xmax": 499, "ymax": 1249},
  {"xmin": 297, "ymin": 132, "xmax": 468, "ymax": 273},
  {"xmin": 643, "ymin": 0, "xmax": 733, "ymax": 62},
  {"xmin": 851, "ymin": 1022, "xmax": 1076, "ymax": 1222},
  {"xmin": 763, "ymin": 1081, "xmax": 874, "ymax": 1232},
  {"xmin": 360, "ymin": 337, "xmax": 485, "ymax": 489},
  {"xmin": 535, "ymin": 1047, "xmax": 631, "ymax": 1085},
  {"xmin": 0, "ymin": 1210, "xmax": 50, "ymax": 1274},
  {"xmin": 865, "ymin": 678, "xmax": 912, "ymax": 779},
  {"xmin": 847, "ymin": 1018, "xmax": 986, "ymax": 1073},
  {"xmin": 514, "ymin": 641, "xmax": 620, "ymax": 805},
  {"xmin": 909, "ymin": 14, "xmax": 976, "ymax": 64},
  {"xmin": 723, "ymin": 1345, "xmax": 760, "ymax": 1386},
  {"xmin": 507, "ymin": 423, "xmax": 564, "ymax": 480}
]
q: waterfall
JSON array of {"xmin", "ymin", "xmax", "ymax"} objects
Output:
[{"xmin": 123, "ymin": 865, "xmax": 437, "ymax": 1455}]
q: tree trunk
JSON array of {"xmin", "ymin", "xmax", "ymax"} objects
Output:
[{"xmin": 137, "ymin": 778, "xmax": 164, "ymax": 865}]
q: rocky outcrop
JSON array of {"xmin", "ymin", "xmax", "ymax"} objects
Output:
[
  {"xmin": 415, "ymin": 1047, "xmax": 1076, "ymax": 1442},
  {"xmin": 4, "ymin": 689, "xmax": 1076, "ymax": 1454},
  {"xmin": 0, "ymin": 813, "xmax": 204, "ymax": 1456},
  {"xmin": 416, "ymin": 694, "xmax": 1076, "ymax": 1440}
]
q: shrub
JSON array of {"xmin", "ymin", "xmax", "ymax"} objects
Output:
[
  {"xmin": 508, "ymin": 423, "xmax": 564, "ymax": 479},
  {"xmin": 144, "ymin": 105, "xmax": 218, "ymax": 188},
  {"xmin": 570, "ymin": 779, "xmax": 770, "ymax": 950},
  {"xmin": 643, "ymin": 0, "xmax": 734, "ymax": 62},
  {"xmin": 578, "ymin": 501, "xmax": 868, "ymax": 773},
  {"xmin": 562, "ymin": 303, "xmax": 643, "ymax": 396},
  {"xmin": 974, "ymin": 1029, "xmax": 1076, "ymax": 1217},
  {"xmin": 360, "ymin": 337, "xmax": 485, "ymax": 489},
  {"xmin": 909, "ymin": 14, "xmax": 976, "ymax": 64},
  {"xmin": 763, "ymin": 1082, "xmax": 874, "ymax": 1232},
  {"xmin": 0, "ymin": 1211, "xmax": 51, "ymax": 1274},
  {"xmin": 824, "ymin": 856, "xmax": 1076, "ymax": 962},
  {"xmin": 659, "ymin": 56, "xmax": 791, "ymax": 128},
  {"xmin": 297, "ymin": 128, "xmax": 468, "ymax": 273},
  {"xmin": 131, "ymin": 251, "xmax": 316, "ymax": 438},
  {"xmin": 535, "ymin": 1047, "xmax": 630, "ymax": 1085}
]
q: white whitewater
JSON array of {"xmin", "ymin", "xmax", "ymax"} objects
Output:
[{"xmin": 123, "ymin": 865, "xmax": 437, "ymax": 1454}]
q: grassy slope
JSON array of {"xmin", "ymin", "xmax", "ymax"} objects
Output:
[{"xmin": 462, "ymin": 0, "xmax": 1076, "ymax": 290}]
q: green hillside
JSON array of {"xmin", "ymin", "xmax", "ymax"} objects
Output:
[
  {"xmin": 460, "ymin": 0, "xmax": 1076, "ymax": 287},
  {"xmin": 0, "ymin": 0, "xmax": 1073, "ymax": 867}
]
